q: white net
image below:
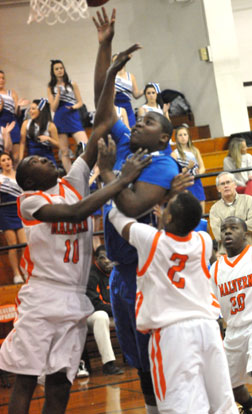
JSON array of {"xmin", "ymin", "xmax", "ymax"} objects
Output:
[{"xmin": 27, "ymin": 0, "xmax": 89, "ymax": 25}]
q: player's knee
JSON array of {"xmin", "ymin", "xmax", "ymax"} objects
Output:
[{"xmin": 45, "ymin": 371, "xmax": 71, "ymax": 394}]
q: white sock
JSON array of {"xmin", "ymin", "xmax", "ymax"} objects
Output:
[{"xmin": 145, "ymin": 404, "xmax": 160, "ymax": 414}]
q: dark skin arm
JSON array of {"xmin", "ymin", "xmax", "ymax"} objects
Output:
[
  {"xmin": 93, "ymin": 7, "xmax": 116, "ymax": 108},
  {"xmin": 33, "ymin": 138, "xmax": 151, "ymax": 223},
  {"xmin": 100, "ymin": 167, "xmax": 194, "ymax": 218},
  {"xmin": 81, "ymin": 8, "xmax": 141, "ymax": 172}
]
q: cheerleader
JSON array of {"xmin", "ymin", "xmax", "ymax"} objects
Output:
[
  {"xmin": 47, "ymin": 60, "xmax": 88, "ymax": 172},
  {"xmin": 19, "ymin": 99, "xmax": 59, "ymax": 164}
]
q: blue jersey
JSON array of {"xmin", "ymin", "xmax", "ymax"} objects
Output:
[{"xmin": 103, "ymin": 120, "xmax": 179, "ymax": 264}]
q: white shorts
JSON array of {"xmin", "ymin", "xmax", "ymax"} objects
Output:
[
  {"xmin": 149, "ymin": 319, "xmax": 238, "ymax": 414},
  {"xmin": 224, "ymin": 323, "xmax": 252, "ymax": 388},
  {"xmin": 0, "ymin": 278, "xmax": 93, "ymax": 383}
]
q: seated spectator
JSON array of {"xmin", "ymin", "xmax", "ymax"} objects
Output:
[
  {"xmin": 0, "ymin": 152, "xmax": 26, "ymax": 284},
  {"xmin": 19, "ymin": 99, "xmax": 59, "ymax": 165},
  {"xmin": 137, "ymin": 83, "xmax": 170, "ymax": 120},
  {"xmin": 171, "ymin": 125, "xmax": 206, "ymax": 212},
  {"xmin": 209, "ymin": 171, "xmax": 252, "ymax": 252},
  {"xmin": 77, "ymin": 245, "xmax": 123, "ymax": 377},
  {"xmin": 223, "ymin": 137, "xmax": 252, "ymax": 195}
]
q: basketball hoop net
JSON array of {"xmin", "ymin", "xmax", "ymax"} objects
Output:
[{"xmin": 27, "ymin": 0, "xmax": 89, "ymax": 25}]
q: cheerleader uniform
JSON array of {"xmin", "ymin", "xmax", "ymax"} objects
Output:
[
  {"xmin": 0, "ymin": 173, "xmax": 23, "ymax": 231},
  {"xmin": 26, "ymin": 119, "xmax": 56, "ymax": 165},
  {"xmin": 141, "ymin": 104, "xmax": 163, "ymax": 115},
  {"xmin": 114, "ymin": 73, "xmax": 136, "ymax": 128},
  {"xmin": 0, "ymin": 129, "xmax": 4, "ymax": 153},
  {"xmin": 174, "ymin": 148, "xmax": 206, "ymax": 201},
  {"xmin": 0, "ymin": 90, "xmax": 20, "ymax": 144},
  {"xmin": 53, "ymin": 84, "xmax": 84, "ymax": 134}
]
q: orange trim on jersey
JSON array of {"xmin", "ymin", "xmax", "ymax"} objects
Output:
[
  {"xmin": 224, "ymin": 245, "xmax": 250, "ymax": 268},
  {"xmin": 135, "ymin": 291, "xmax": 143, "ymax": 320},
  {"xmin": 165, "ymin": 231, "xmax": 192, "ymax": 242},
  {"xmin": 214, "ymin": 261, "xmax": 219, "ymax": 286},
  {"xmin": 198, "ymin": 233, "xmax": 211, "ymax": 279},
  {"xmin": 17, "ymin": 191, "xmax": 52, "ymax": 226},
  {"xmin": 150, "ymin": 329, "xmax": 166, "ymax": 401},
  {"xmin": 211, "ymin": 292, "xmax": 221, "ymax": 308},
  {"xmin": 20, "ymin": 246, "xmax": 34, "ymax": 277},
  {"xmin": 137, "ymin": 231, "xmax": 161, "ymax": 277},
  {"xmin": 60, "ymin": 178, "xmax": 82, "ymax": 201}
]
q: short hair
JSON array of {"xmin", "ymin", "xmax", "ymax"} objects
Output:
[
  {"xmin": 216, "ymin": 171, "xmax": 235, "ymax": 186},
  {"xmin": 16, "ymin": 159, "xmax": 30, "ymax": 190},
  {"xmin": 170, "ymin": 192, "xmax": 202, "ymax": 234},
  {"xmin": 222, "ymin": 216, "xmax": 247, "ymax": 232},
  {"xmin": 94, "ymin": 244, "xmax": 106, "ymax": 258},
  {"xmin": 151, "ymin": 112, "xmax": 173, "ymax": 139}
]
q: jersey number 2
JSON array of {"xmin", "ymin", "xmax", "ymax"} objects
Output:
[
  {"xmin": 167, "ymin": 253, "xmax": 188, "ymax": 289},
  {"xmin": 64, "ymin": 239, "xmax": 79, "ymax": 264}
]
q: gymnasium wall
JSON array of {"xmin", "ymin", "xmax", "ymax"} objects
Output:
[{"xmin": 0, "ymin": 0, "xmax": 251, "ymax": 135}]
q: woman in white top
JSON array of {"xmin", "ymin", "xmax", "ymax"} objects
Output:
[
  {"xmin": 223, "ymin": 137, "xmax": 252, "ymax": 195},
  {"xmin": 171, "ymin": 126, "xmax": 206, "ymax": 212},
  {"xmin": 137, "ymin": 83, "xmax": 170, "ymax": 120},
  {"xmin": 47, "ymin": 60, "xmax": 88, "ymax": 173}
]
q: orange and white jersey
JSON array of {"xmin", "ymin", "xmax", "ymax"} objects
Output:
[
  {"xmin": 129, "ymin": 223, "xmax": 220, "ymax": 332},
  {"xmin": 17, "ymin": 157, "xmax": 93, "ymax": 288},
  {"xmin": 210, "ymin": 245, "xmax": 252, "ymax": 328}
]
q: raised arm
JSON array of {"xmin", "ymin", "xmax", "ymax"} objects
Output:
[
  {"xmin": 1, "ymin": 122, "xmax": 14, "ymax": 154},
  {"xmin": 93, "ymin": 7, "xmax": 116, "ymax": 108},
  {"xmin": 83, "ymin": 44, "xmax": 142, "ymax": 171}
]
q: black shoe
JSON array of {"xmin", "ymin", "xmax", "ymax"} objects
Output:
[{"xmin": 102, "ymin": 361, "xmax": 124, "ymax": 375}]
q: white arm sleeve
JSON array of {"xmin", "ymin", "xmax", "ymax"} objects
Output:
[{"xmin": 108, "ymin": 207, "xmax": 137, "ymax": 236}]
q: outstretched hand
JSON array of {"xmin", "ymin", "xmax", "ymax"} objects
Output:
[
  {"xmin": 92, "ymin": 7, "xmax": 116, "ymax": 44},
  {"xmin": 97, "ymin": 135, "xmax": 116, "ymax": 173},
  {"xmin": 109, "ymin": 43, "xmax": 142, "ymax": 75},
  {"xmin": 170, "ymin": 170, "xmax": 194, "ymax": 196},
  {"xmin": 120, "ymin": 148, "xmax": 152, "ymax": 184},
  {"xmin": 3, "ymin": 121, "xmax": 16, "ymax": 134}
]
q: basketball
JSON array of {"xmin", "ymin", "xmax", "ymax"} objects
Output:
[{"xmin": 87, "ymin": 0, "xmax": 110, "ymax": 7}]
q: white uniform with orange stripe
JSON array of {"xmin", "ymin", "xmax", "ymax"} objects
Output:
[
  {"xmin": 127, "ymin": 223, "xmax": 238, "ymax": 414},
  {"xmin": 0, "ymin": 157, "xmax": 94, "ymax": 383},
  {"xmin": 210, "ymin": 245, "xmax": 252, "ymax": 389}
]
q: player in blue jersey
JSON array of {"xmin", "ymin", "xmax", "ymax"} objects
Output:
[{"xmin": 92, "ymin": 8, "xmax": 194, "ymax": 413}]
